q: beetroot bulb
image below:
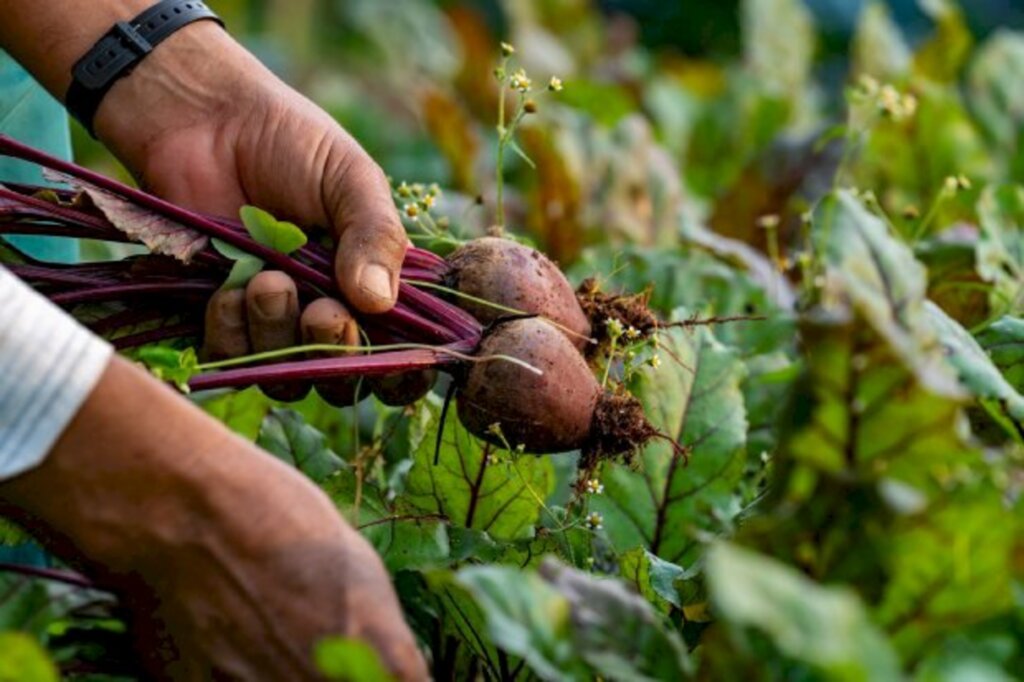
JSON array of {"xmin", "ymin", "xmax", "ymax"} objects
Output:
[{"xmin": 457, "ymin": 317, "xmax": 656, "ymax": 458}]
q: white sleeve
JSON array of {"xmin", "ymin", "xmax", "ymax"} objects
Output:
[{"xmin": 0, "ymin": 266, "xmax": 112, "ymax": 479}]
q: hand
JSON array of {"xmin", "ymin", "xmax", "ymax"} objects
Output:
[
  {"xmin": 94, "ymin": 22, "xmax": 407, "ymax": 400},
  {"xmin": 0, "ymin": 357, "xmax": 428, "ymax": 680}
]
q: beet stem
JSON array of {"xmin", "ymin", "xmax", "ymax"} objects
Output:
[
  {"xmin": 113, "ymin": 322, "xmax": 202, "ymax": 350},
  {"xmin": 0, "ymin": 135, "xmax": 335, "ymax": 292},
  {"xmin": 189, "ymin": 344, "xmax": 473, "ymax": 391},
  {"xmin": 51, "ymin": 282, "xmax": 217, "ymax": 306},
  {"xmin": 0, "ymin": 561, "xmax": 95, "ymax": 590},
  {"xmin": 399, "ymin": 281, "xmax": 482, "ymax": 340}
]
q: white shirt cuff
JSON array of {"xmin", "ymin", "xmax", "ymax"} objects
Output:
[{"xmin": 0, "ymin": 266, "xmax": 112, "ymax": 479}]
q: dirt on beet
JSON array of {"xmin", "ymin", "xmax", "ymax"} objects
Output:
[
  {"xmin": 582, "ymin": 390, "xmax": 659, "ymax": 468},
  {"xmin": 576, "ymin": 277, "xmax": 658, "ymax": 354}
]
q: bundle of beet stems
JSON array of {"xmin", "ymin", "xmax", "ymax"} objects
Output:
[{"xmin": 0, "ymin": 134, "xmax": 670, "ymax": 461}]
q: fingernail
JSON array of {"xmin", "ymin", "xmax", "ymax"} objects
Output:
[
  {"xmin": 359, "ymin": 263, "xmax": 393, "ymax": 302},
  {"xmin": 253, "ymin": 292, "xmax": 290, "ymax": 318}
]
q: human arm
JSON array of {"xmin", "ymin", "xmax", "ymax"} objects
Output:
[{"xmin": 0, "ymin": 268, "xmax": 426, "ymax": 679}]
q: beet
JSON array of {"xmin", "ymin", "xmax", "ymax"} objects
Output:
[
  {"xmin": 446, "ymin": 238, "xmax": 591, "ymax": 348},
  {"xmin": 457, "ymin": 318, "xmax": 655, "ymax": 458}
]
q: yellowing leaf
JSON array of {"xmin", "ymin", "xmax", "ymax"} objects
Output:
[{"xmin": 43, "ymin": 169, "xmax": 208, "ymax": 263}]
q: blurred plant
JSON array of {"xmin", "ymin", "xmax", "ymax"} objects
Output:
[{"xmin": 491, "ymin": 41, "xmax": 564, "ymax": 234}]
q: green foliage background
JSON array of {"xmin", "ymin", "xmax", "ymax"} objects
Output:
[{"xmin": 7, "ymin": 0, "xmax": 1024, "ymax": 680}]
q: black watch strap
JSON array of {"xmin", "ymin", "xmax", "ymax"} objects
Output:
[{"xmin": 66, "ymin": 0, "xmax": 224, "ymax": 137}]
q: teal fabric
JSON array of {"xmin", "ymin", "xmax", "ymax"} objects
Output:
[
  {"xmin": 0, "ymin": 50, "xmax": 74, "ymax": 568},
  {"xmin": 0, "ymin": 50, "xmax": 78, "ymax": 263}
]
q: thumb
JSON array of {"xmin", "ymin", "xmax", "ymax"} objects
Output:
[{"xmin": 324, "ymin": 142, "xmax": 407, "ymax": 315}]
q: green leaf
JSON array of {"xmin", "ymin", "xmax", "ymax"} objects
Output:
[
  {"xmin": 852, "ymin": 1, "xmax": 911, "ymax": 80},
  {"xmin": 539, "ymin": 560, "xmax": 692, "ymax": 681},
  {"xmin": 967, "ymin": 30, "xmax": 1024, "ymax": 179},
  {"xmin": 923, "ymin": 301, "xmax": 1024, "ymax": 433},
  {"xmin": 404, "ymin": 395, "xmax": 554, "ymax": 541},
  {"xmin": 742, "ymin": 0, "xmax": 816, "ymax": 99},
  {"xmin": 447, "ymin": 527, "xmax": 502, "ymax": 563},
  {"xmin": 916, "ymin": 658, "xmax": 1015, "ymax": 682},
  {"xmin": 288, "ymin": 389, "xmax": 367, "ymax": 460},
  {"xmin": 137, "ymin": 346, "xmax": 199, "ymax": 393},
  {"xmin": 858, "ymin": 86, "xmax": 992, "ymax": 213},
  {"xmin": 812, "ymin": 190, "xmax": 964, "ymax": 398},
  {"xmin": 753, "ymin": 223, "xmax": 1013, "ymax": 662},
  {"xmin": 453, "ymin": 565, "xmax": 580, "ymax": 680},
  {"xmin": 554, "ymin": 80, "xmax": 636, "ymax": 128},
  {"xmin": 0, "ymin": 631, "xmax": 59, "ymax": 682},
  {"xmin": 419, "ymin": 570, "xmax": 519, "ymax": 680},
  {"xmin": 706, "ymin": 543, "xmax": 903, "ymax": 682},
  {"xmin": 785, "ymin": 311, "xmax": 973, "ymax": 494},
  {"xmin": 453, "ymin": 560, "xmax": 691, "ymax": 682},
  {"xmin": 239, "ymin": 205, "xmax": 308, "ymax": 254},
  {"xmin": 322, "ymin": 470, "xmax": 450, "ymax": 573},
  {"xmin": 0, "ymin": 576, "xmax": 51, "ymax": 637},
  {"xmin": 0, "ymin": 519, "xmax": 28, "ymax": 547},
  {"xmin": 315, "ymin": 637, "xmax": 395, "ymax": 682},
  {"xmin": 977, "ymin": 316, "xmax": 1024, "ymax": 391},
  {"xmin": 507, "ymin": 138, "xmax": 536, "ymax": 169},
  {"xmin": 977, "ymin": 184, "xmax": 1024, "ymax": 314},
  {"xmin": 212, "ymin": 238, "xmax": 264, "ymax": 289},
  {"xmin": 618, "ymin": 547, "xmax": 689, "ymax": 613},
  {"xmin": 913, "ymin": 0, "xmax": 973, "ymax": 82},
  {"xmin": 876, "ymin": 484, "xmax": 1016, "ymax": 658},
  {"xmin": 594, "ymin": 312, "xmax": 748, "ymax": 564},
  {"xmin": 0, "ymin": 238, "xmax": 28, "ymax": 266},
  {"xmin": 198, "ymin": 386, "xmax": 272, "ymax": 441},
  {"xmin": 257, "ymin": 408, "xmax": 345, "ymax": 482}
]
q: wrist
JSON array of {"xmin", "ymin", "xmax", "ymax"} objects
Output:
[{"xmin": 93, "ymin": 20, "xmax": 266, "ymax": 165}]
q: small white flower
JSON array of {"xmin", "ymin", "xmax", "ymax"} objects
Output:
[
  {"xmin": 877, "ymin": 84, "xmax": 916, "ymax": 121},
  {"xmin": 500, "ymin": 41, "xmax": 516, "ymax": 56},
  {"xmin": 943, "ymin": 175, "xmax": 960, "ymax": 195},
  {"xmin": 548, "ymin": 76, "xmax": 564, "ymax": 92},
  {"xmin": 509, "ymin": 68, "xmax": 532, "ymax": 92},
  {"xmin": 605, "ymin": 317, "xmax": 624, "ymax": 339},
  {"xmin": 585, "ymin": 479, "xmax": 605, "ymax": 495},
  {"xmin": 857, "ymin": 75, "xmax": 880, "ymax": 97},
  {"xmin": 625, "ymin": 326, "xmax": 641, "ymax": 340},
  {"xmin": 404, "ymin": 203, "xmax": 420, "ymax": 219},
  {"xmin": 648, "ymin": 354, "xmax": 662, "ymax": 370},
  {"xmin": 585, "ymin": 512, "xmax": 604, "ymax": 531}
]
